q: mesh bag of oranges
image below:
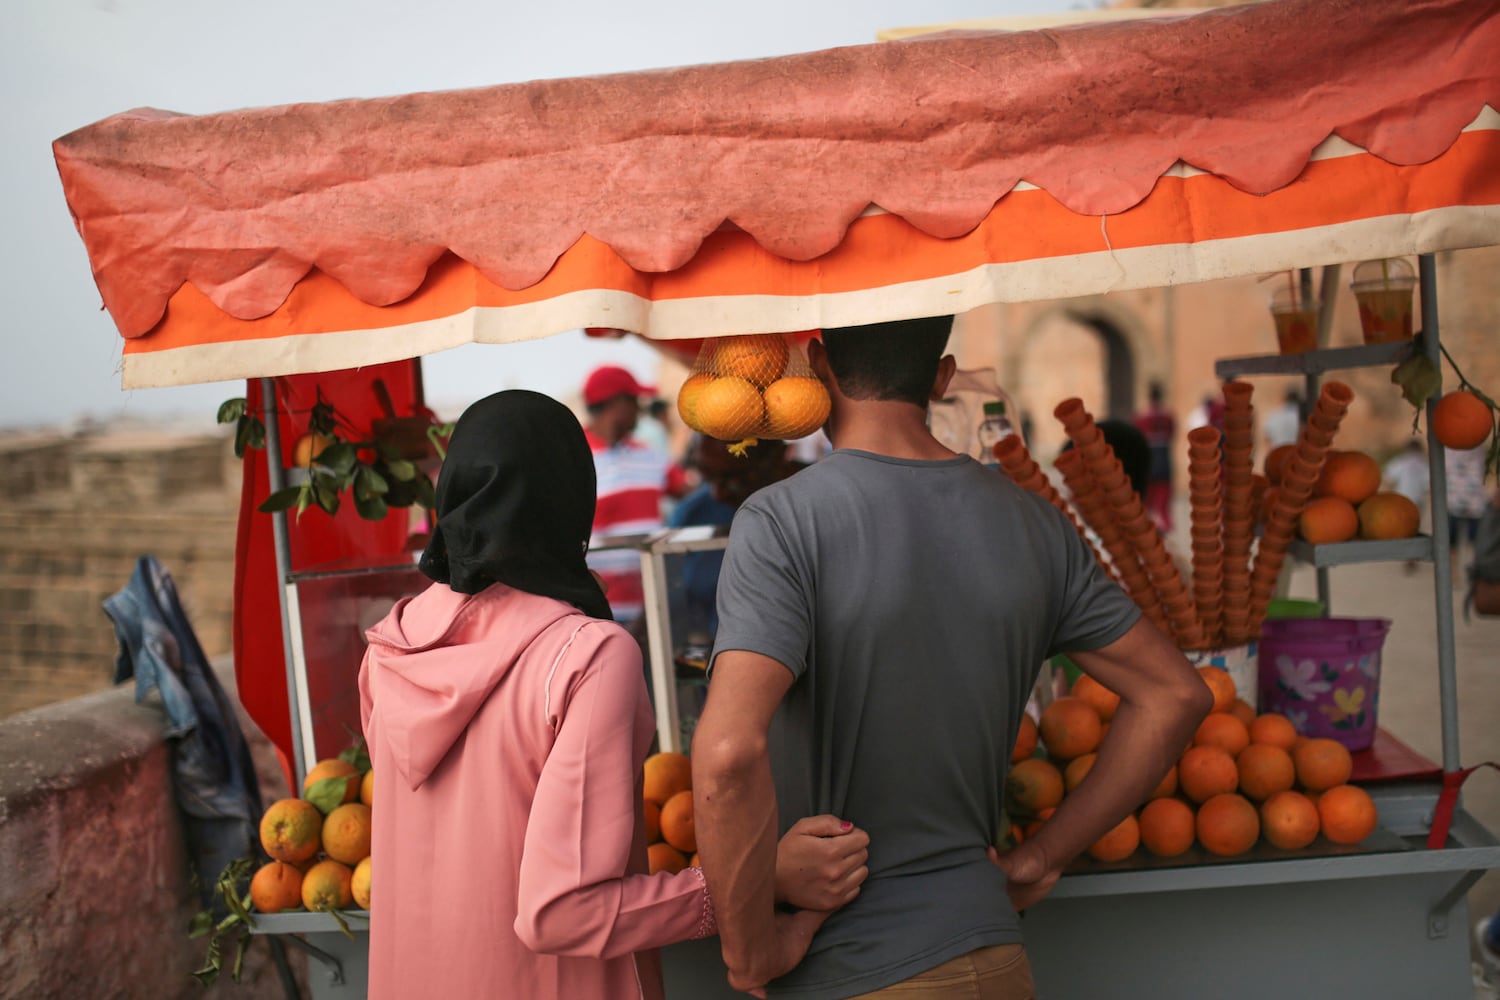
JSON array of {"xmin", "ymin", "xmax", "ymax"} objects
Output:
[{"xmin": 677, "ymin": 333, "xmax": 831, "ymax": 454}]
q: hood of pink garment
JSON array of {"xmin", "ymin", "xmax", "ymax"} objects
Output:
[{"xmin": 363, "ymin": 584, "xmax": 580, "ymax": 790}]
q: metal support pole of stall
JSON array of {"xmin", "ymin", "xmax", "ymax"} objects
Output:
[
  {"xmin": 1418, "ymin": 254, "xmax": 1460, "ymax": 773},
  {"xmin": 640, "ymin": 540, "xmax": 682, "ymax": 753},
  {"xmin": 1311, "ymin": 265, "xmax": 1342, "ymax": 613},
  {"xmin": 260, "ymin": 376, "xmax": 309, "ymax": 786}
]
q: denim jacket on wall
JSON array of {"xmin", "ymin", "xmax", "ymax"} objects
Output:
[{"xmin": 104, "ymin": 555, "xmax": 264, "ymax": 908}]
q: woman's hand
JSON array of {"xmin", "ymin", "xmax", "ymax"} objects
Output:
[{"xmin": 773, "ymin": 815, "xmax": 870, "ymax": 912}]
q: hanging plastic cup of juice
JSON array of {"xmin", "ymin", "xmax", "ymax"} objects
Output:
[
  {"xmin": 1350, "ymin": 257, "xmax": 1417, "ymax": 344},
  {"xmin": 1269, "ymin": 278, "xmax": 1319, "ymax": 354}
]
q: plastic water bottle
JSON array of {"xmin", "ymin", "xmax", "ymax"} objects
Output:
[{"xmin": 977, "ymin": 401, "xmax": 1016, "ymax": 468}]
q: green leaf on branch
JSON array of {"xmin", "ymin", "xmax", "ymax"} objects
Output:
[
  {"xmin": 354, "ymin": 465, "xmax": 389, "ymax": 499},
  {"xmin": 312, "ymin": 475, "xmax": 342, "ymax": 515},
  {"xmin": 414, "ymin": 476, "xmax": 437, "ymax": 509},
  {"xmin": 1390, "ymin": 351, "xmax": 1442, "ymax": 412},
  {"xmin": 306, "ymin": 775, "xmax": 356, "ymax": 815},
  {"xmin": 258, "ymin": 486, "xmax": 305, "ymax": 514},
  {"xmin": 385, "ymin": 459, "xmax": 417, "ymax": 482},
  {"xmin": 309, "ymin": 399, "xmax": 338, "ymax": 438},
  {"xmin": 338, "ymin": 739, "xmax": 372, "ymax": 773},
  {"xmin": 319, "ymin": 441, "xmax": 360, "ymax": 476},
  {"xmin": 217, "ymin": 398, "xmax": 247, "ymax": 424},
  {"xmin": 353, "ymin": 492, "xmax": 389, "ymax": 521}
]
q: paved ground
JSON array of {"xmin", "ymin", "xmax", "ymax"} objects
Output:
[{"xmin": 1275, "ymin": 556, "xmax": 1500, "ymax": 994}]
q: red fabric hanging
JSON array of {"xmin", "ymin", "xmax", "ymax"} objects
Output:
[{"xmin": 232, "ymin": 360, "xmax": 425, "ymax": 782}]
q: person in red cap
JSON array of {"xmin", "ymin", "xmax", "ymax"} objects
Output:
[{"xmin": 582, "ymin": 365, "xmax": 687, "ymax": 626}]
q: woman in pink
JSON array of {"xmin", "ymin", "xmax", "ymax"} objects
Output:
[{"xmin": 360, "ymin": 390, "xmax": 867, "ymax": 999}]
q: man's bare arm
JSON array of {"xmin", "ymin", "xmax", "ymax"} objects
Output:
[
  {"xmin": 692, "ymin": 649, "xmax": 815, "ymax": 992},
  {"xmin": 994, "ymin": 618, "xmax": 1212, "ymax": 909}
]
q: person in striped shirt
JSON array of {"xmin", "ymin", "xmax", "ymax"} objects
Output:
[{"xmin": 582, "ymin": 365, "xmax": 688, "ymax": 625}]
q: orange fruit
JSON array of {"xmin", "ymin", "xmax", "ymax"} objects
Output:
[
  {"xmin": 1430, "ymin": 389, "xmax": 1494, "ymax": 450},
  {"xmin": 1229, "ymin": 698, "xmax": 1257, "ymax": 727},
  {"xmin": 644, "ymin": 799, "xmax": 662, "ymax": 843},
  {"xmin": 1178, "ymin": 745, "xmax": 1240, "ymax": 804},
  {"xmin": 1007, "ymin": 757, "xmax": 1065, "ymax": 815},
  {"xmin": 301, "ymin": 859, "xmax": 354, "ymax": 912},
  {"xmin": 1149, "ymin": 764, "xmax": 1179, "ymax": 800},
  {"xmin": 1139, "ymin": 797, "xmax": 1197, "ymax": 858},
  {"xmin": 1315, "ymin": 451, "xmax": 1382, "ymax": 505},
  {"xmin": 1071, "ymin": 674, "xmax": 1121, "ymax": 722},
  {"xmin": 322, "ymin": 802, "xmax": 373, "ymax": 865},
  {"xmin": 1022, "ymin": 806, "xmax": 1056, "ymax": 841},
  {"xmin": 260, "ymin": 798, "xmax": 323, "ymax": 864},
  {"xmin": 712, "ymin": 334, "xmax": 790, "ymax": 387},
  {"xmin": 1260, "ymin": 790, "xmax": 1321, "ymax": 850},
  {"xmin": 1011, "ymin": 712, "xmax": 1039, "ymax": 763},
  {"xmin": 249, "ymin": 861, "xmax": 304, "ymax": 914},
  {"xmin": 643, "ymin": 751, "xmax": 692, "ymax": 805},
  {"xmin": 1248, "ymin": 713, "xmax": 1299, "ymax": 751},
  {"xmin": 659, "ymin": 790, "xmax": 697, "ymax": 854},
  {"xmin": 351, "ymin": 856, "xmax": 372, "ymax": 910},
  {"xmin": 292, "ymin": 431, "xmax": 335, "ymax": 469},
  {"xmin": 1039, "ymin": 696, "xmax": 1103, "ymax": 761},
  {"xmin": 689, "ymin": 852, "xmax": 701, "ymax": 867},
  {"xmin": 303, "ymin": 758, "xmax": 361, "ymax": 808},
  {"xmin": 1317, "ymin": 783, "xmax": 1379, "ymax": 845},
  {"xmin": 762, "ymin": 376, "xmax": 831, "ymax": 440},
  {"xmin": 647, "ymin": 842, "xmax": 687, "ymax": 875},
  {"xmin": 1292, "ymin": 738, "xmax": 1353, "ymax": 792},
  {"xmin": 1298, "ymin": 496, "xmax": 1359, "ymax": 544},
  {"xmin": 1264, "ymin": 443, "xmax": 1298, "ymax": 486},
  {"xmin": 1063, "ymin": 752, "xmax": 1097, "ymax": 793},
  {"xmin": 693, "ymin": 377, "xmax": 765, "ymax": 440},
  {"xmin": 1357, "ymin": 492, "xmax": 1421, "ymax": 540},
  {"xmin": 1193, "ymin": 712, "xmax": 1251, "ymax": 757},
  {"xmin": 1196, "ymin": 793, "xmax": 1260, "ymax": 856},
  {"xmin": 676, "ymin": 373, "xmax": 716, "ymax": 428},
  {"xmin": 1236, "ymin": 743, "xmax": 1296, "ymax": 801},
  {"xmin": 359, "ymin": 768, "xmax": 375, "ymax": 807},
  {"xmin": 1087, "ymin": 813, "xmax": 1140, "ymax": 863},
  {"xmin": 1197, "ymin": 665, "xmax": 1238, "ymax": 714}
]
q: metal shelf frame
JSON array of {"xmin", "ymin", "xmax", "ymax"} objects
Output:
[{"xmin": 1205, "ymin": 255, "xmax": 1462, "ymax": 774}]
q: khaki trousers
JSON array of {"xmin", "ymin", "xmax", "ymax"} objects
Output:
[{"xmin": 848, "ymin": 944, "xmax": 1036, "ymax": 999}]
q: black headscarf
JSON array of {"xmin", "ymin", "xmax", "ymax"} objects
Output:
[{"xmin": 418, "ymin": 390, "xmax": 612, "ymax": 620}]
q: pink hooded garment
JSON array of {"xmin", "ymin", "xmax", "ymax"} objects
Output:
[{"xmin": 359, "ymin": 580, "xmax": 715, "ymax": 999}]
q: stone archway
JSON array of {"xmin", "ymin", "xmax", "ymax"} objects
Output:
[{"xmin": 1009, "ymin": 302, "xmax": 1152, "ymax": 457}]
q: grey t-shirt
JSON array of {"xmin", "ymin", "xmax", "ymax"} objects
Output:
[{"xmin": 712, "ymin": 449, "xmax": 1139, "ymax": 998}]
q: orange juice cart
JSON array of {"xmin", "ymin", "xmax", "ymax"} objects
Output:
[{"xmin": 53, "ymin": 0, "xmax": 1500, "ymax": 994}]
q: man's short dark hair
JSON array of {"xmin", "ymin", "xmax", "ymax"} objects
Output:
[{"xmin": 820, "ymin": 316, "xmax": 953, "ymax": 407}]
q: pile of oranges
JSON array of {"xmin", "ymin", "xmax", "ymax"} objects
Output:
[
  {"xmin": 643, "ymin": 751, "xmax": 700, "ymax": 874},
  {"xmin": 251, "ymin": 756, "xmax": 374, "ymax": 915},
  {"xmin": 1006, "ymin": 666, "xmax": 1379, "ymax": 863},
  {"xmin": 678, "ymin": 335, "xmax": 831, "ymax": 444},
  {"xmin": 1262, "ymin": 446, "xmax": 1420, "ymax": 545}
]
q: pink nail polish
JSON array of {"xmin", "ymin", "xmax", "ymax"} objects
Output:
[{"xmin": 840, "ymin": 821, "xmax": 853, "ymax": 832}]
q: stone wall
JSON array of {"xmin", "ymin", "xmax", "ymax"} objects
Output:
[
  {"xmin": 0, "ymin": 659, "xmax": 308, "ymax": 998},
  {"xmin": 0, "ymin": 434, "xmax": 240, "ymax": 719}
]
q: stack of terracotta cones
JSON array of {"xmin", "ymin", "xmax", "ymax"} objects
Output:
[
  {"xmin": 1219, "ymin": 382, "xmax": 1258, "ymax": 645},
  {"xmin": 1054, "ymin": 448, "xmax": 1134, "ymax": 590},
  {"xmin": 993, "ymin": 435, "xmax": 1106, "ymax": 571},
  {"xmin": 1186, "ymin": 425, "xmax": 1227, "ymax": 649},
  {"xmin": 1055, "ymin": 399, "xmax": 1205, "ymax": 648},
  {"xmin": 1246, "ymin": 380, "xmax": 1355, "ymax": 633}
]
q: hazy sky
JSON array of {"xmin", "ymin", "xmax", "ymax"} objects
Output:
[{"xmin": 4, "ymin": 0, "xmax": 1074, "ymax": 430}]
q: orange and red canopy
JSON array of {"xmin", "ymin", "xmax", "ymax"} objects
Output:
[{"xmin": 53, "ymin": 0, "xmax": 1500, "ymax": 389}]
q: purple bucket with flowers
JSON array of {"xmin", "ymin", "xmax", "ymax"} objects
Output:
[{"xmin": 1256, "ymin": 617, "xmax": 1391, "ymax": 751}]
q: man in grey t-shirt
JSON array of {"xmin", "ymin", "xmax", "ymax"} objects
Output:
[{"xmin": 692, "ymin": 316, "xmax": 1212, "ymax": 999}]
